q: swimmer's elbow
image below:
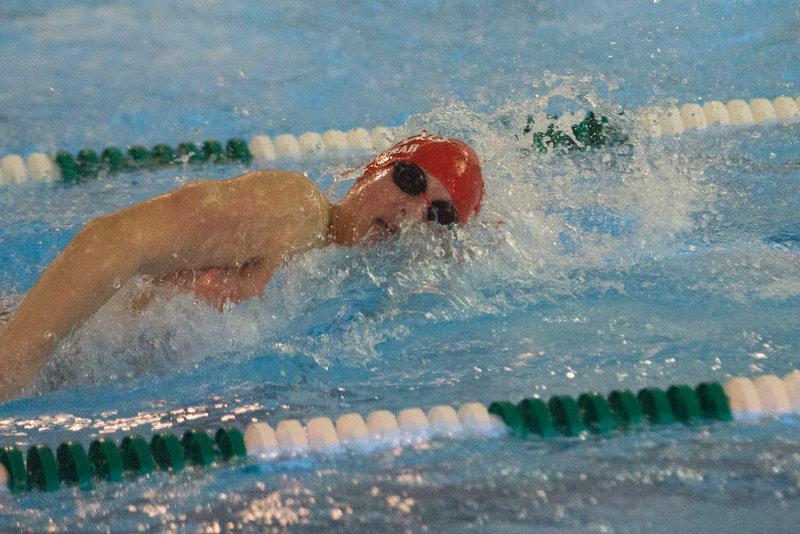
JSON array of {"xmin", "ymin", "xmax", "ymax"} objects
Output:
[{"xmin": 70, "ymin": 212, "xmax": 148, "ymax": 275}]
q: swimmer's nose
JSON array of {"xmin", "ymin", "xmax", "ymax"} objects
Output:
[
  {"xmin": 409, "ymin": 193, "xmax": 433, "ymax": 222},
  {"xmin": 395, "ymin": 194, "xmax": 431, "ymax": 224}
]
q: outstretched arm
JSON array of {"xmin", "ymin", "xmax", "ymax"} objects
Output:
[{"xmin": 0, "ymin": 212, "xmax": 145, "ymax": 400}]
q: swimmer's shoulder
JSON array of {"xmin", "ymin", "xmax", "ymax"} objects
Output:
[
  {"xmin": 227, "ymin": 170, "xmax": 331, "ymax": 235},
  {"xmin": 221, "ymin": 170, "xmax": 325, "ymax": 208},
  {"xmin": 231, "ymin": 169, "xmax": 320, "ymax": 194}
]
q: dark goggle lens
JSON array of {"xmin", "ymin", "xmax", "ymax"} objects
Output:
[
  {"xmin": 392, "ymin": 161, "xmax": 428, "ymax": 196},
  {"xmin": 427, "ymin": 200, "xmax": 459, "ymax": 226},
  {"xmin": 393, "ymin": 162, "xmax": 458, "ymax": 225}
]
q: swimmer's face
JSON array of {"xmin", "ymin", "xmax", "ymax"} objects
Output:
[{"xmin": 334, "ymin": 162, "xmax": 457, "ymax": 245}]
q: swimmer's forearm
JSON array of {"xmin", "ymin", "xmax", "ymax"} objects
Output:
[{"xmin": 0, "ymin": 216, "xmax": 142, "ymax": 400}]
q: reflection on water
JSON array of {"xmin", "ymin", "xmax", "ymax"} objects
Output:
[{"xmin": 0, "ymin": 397, "xmax": 264, "ymax": 443}]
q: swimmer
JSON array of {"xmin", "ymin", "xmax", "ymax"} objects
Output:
[{"xmin": 0, "ymin": 134, "xmax": 484, "ymax": 400}]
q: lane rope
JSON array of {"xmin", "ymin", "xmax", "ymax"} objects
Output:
[
  {"xmin": 2, "ymin": 372, "xmax": 798, "ymax": 494},
  {"xmin": 0, "ymin": 95, "xmax": 797, "ymax": 186}
]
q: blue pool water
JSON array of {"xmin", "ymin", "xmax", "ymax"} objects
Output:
[{"xmin": 1, "ymin": 1, "xmax": 799, "ymax": 531}]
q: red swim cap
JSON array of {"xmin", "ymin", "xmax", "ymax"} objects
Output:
[{"xmin": 360, "ymin": 133, "xmax": 484, "ymax": 224}]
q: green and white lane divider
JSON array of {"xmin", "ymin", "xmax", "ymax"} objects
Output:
[
  {"xmin": 1, "ymin": 94, "xmax": 797, "ymax": 186},
  {"xmin": 1, "ymin": 372, "xmax": 798, "ymax": 494},
  {"xmin": 0, "ymin": 108, "xmax": 625, "ymax": 185},
  {"xmin": 0, "ymin": 127, "xmax": 398, "ymax": 186}
]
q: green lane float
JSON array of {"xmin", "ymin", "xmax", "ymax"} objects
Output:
[
  {"xmin": 607, "ymin": 390, "xmax": 643, "ymax": 429},
  {"xmin": 101, "ymin": 147, "xmax": 127, "ymax": 173},
  {"xmin": 215, "ymin": 428, "xmax": 247, "ymax": 461},
  {"xmin": 638, "ymin": 388, "xmax": 676, "ymax": 425},
  {"xmin": 488, "ymin": 401, "xmax": 527, "ymax": 437},
  {"xmin": 202, "ymin": 140, "xmax": 224, "ymax": 162},
  {"xmin": 26, "ymin": 445, "xmax": 60, "ymax": 492},
  {"xmin": 151, "ymin": 433, "xmax": 185, "ymax": 472},
  {"xmin": 578, "ymin": 393, "xmax": 615, "ymax": 434},
  {"xmin": 127, "ymin": 145, "xmax": 152, "ymax": 167},
  {"xmin": 1, "ymin": 447, "xmax": 29, "ymax": 492},
  {"xmin": 182, "ymin": 430, "xmax": 216, "ymax": 467},
  {"xmin": 151, "ymin": 144, "xmax": 175, "ymax": 166},
  {"xmin": 56, "ymin": 442, "xmax": 93, "ymax": 490},
  {"xmin": 54, "ymin": 151, "xmax": 80, "ymax": 183},
  {"xmin": 226, "ymin": 138, "xmax": 252, "ymax": 163},
  {"xmin": 548, "ymin": 395, "xmax": 587, "ymax": 436},
  {"xmin": 666, "ymin": 385, "xmax": 703, "ymax": 424},
  {"xmin": 696, "ymin": 382, "xmax": 732, "ymax": 421},
  {"xmin": 88, "ymin": 438, "xmax": 124, "ymax": 482},
  {"xmin": 177, "ymin": 142, "xmax": 202, "ymax": 163},
  {"xmin": 120, "ymin": 436, "xmax": 156, "ymax": 475},
  {"xmin": 77, "ymin": 149, "xmax": 101, "ymax": 179},
  {"xmin": 517, "ymin": 398, "xmax": 558, "ymax": 437},
  {"xmin": 520, "ymin": 111, "xmax": 628, "ymax": 155}
]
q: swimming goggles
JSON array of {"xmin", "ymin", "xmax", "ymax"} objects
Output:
[{"xmin": 392, "ymin": 161, "xmax": 459, "ymax": 225}]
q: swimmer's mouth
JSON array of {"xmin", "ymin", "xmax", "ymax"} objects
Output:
[{"xmin": 366, "ymin": 217, "xmax": 396, "ymax": 242}]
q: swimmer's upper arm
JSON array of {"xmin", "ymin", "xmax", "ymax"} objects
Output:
[
  {"xmin": 98, "ymin": 179, "xmax": 212, "ymax": 273},
  {"xmin": 114, "ymin": 170, "xmax": 315, "ymax": 273}
]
